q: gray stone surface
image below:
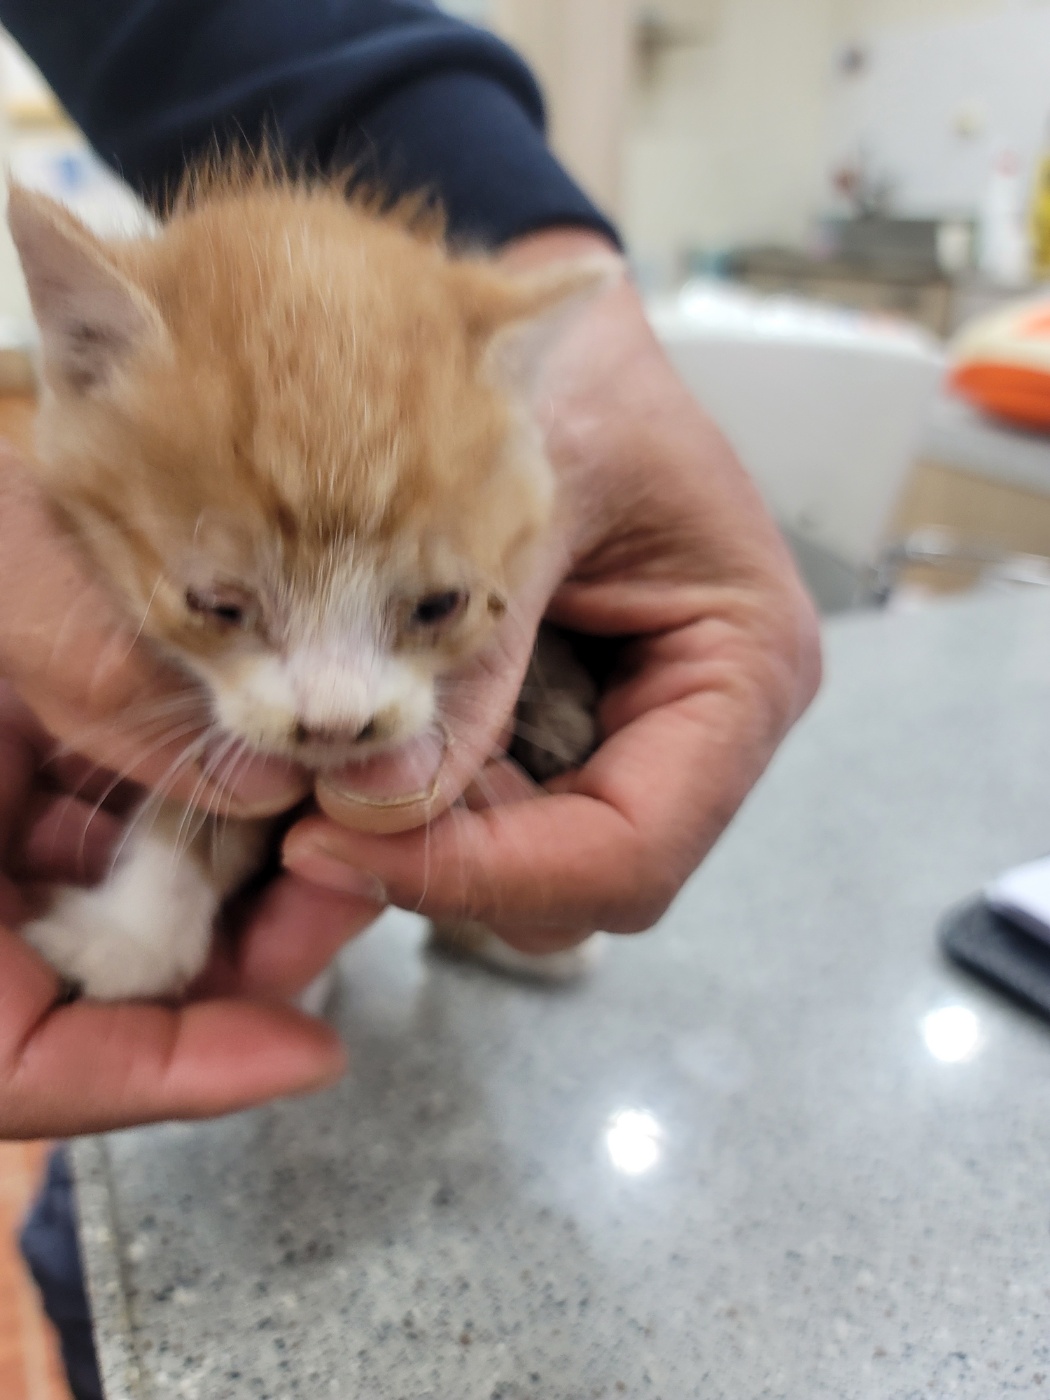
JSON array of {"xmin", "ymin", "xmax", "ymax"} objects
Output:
[{"xmin": 74, "ymin": 592, "xmax": 1050, "ymax": 1400}]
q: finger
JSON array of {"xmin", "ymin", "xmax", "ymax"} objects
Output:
[
  {"xmin": 286, "ymin": 622, "xmax": 784, "ymax": 933},
  {"xmin": 0, "ymin": 873, "xmax": 31, "ymax": 929},
  {"xmin": 460, "ymin": 756, "xmax": 539, "ymax": 810},
  {"xmin": 313, "ymin": 557, "xmax": 559, "ymax": 835},
  {"xmin": 28, "ymin": 688, "xmax": 311, "ymax": 821},
  {"xmin": 288, "ymin": 749, "xmax": 540, "ymax": 901},
  {"xmin": 0, "ymin": 687, "xmax": 45, "ymax": 857},
  {"xmin": 229, "ymin": 875, "xmax": 383, "ymax": 997},
  {"xmin": 16, "ymin": 793, "xmax": 123, "ymax": 884},
  {"xmin": 0, "ymin": 925, "xmax": 346, "ymax": 1138},
  {"xmin": 0, "ymin": 460, "xmax": 309, "ymax": 818},
  {"xmin": 41, "ymin": 753, "xmax": 143, "ymax": 816},
  {"xmin": 289, "ymin": 785, "xmax": 631, "ymax": 932}
]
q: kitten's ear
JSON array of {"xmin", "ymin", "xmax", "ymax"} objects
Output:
[
  {"xmin": 461, "ymin": 254, "xmax": 623, "ymax": 396},
  {"xmin": 7, "ymin": 185, "xmax": 166, "ymax": 393}
]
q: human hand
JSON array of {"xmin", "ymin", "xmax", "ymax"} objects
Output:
[
  {"xmin": 284, "ymin": 229, "xmax": 822, "ymax": 950},
  {"xmin": 0, "ymin": 684, "xmax": 377, "ymax": 1138}
]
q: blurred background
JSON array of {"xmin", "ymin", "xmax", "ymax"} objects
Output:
[{"xmin": 1, "ymin": 0, "xmax": 1050, "ymax": 614}]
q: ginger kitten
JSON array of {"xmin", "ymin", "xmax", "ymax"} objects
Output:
[{"xmin": 9, "ymin": 170, "xmax": 609, "ymax": 1000}]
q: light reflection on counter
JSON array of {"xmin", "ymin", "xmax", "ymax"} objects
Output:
[
  {"xmin": 921, "ymin": 1005, "xmax": 983, "ymax": 1064},
  {"xmin": 605, "ymin": 1109, "xmax": 663, "ymax": 1175}
]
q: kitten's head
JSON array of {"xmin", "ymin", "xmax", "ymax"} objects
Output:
[{"xmin": 9, "ymin": 178, "xmax": 613, "ymax": 768}]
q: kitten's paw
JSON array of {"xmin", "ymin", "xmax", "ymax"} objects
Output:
[
  {"xmin": 511, "ymin": 627, "xmax": 598, "ymax": 784},
  {"xmin": 429, "ymin": 919, "xmax": 601, "ymax": 984},
  {"xmin": 23, "ymin": 880, "xmax": 215, "ymax": 1002}
]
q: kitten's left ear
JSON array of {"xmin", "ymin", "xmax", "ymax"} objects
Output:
[
  {"xmin": 459, "ymin": 254, "xmax": 623, "ymax": 396},
  {"xmin": 7, "ymin": 185, "xmax": 167, "ymax": 393}
]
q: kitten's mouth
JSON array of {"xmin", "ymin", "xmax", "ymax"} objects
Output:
[
  {"xmin": 206, "ymin": 725, "xmax": 447, "ymax": 809},
  {"xmin": 292, "ymin": 734, "xmax": 393, "ymax": 771}
]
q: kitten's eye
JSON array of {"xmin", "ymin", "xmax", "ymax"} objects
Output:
[
  {"xmin": 410, "ymin": 590, "xmax": 467, "ymax": 627},
  {"xmin": 185, "ymin": 586, "xmax": 254, "ymax": 628}
]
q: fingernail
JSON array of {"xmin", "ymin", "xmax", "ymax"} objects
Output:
[
  {"xmin": 291, "ymin": 848, "xmax": 388, "ymax": 903},
  {"xmin": 318, "ymin": 725, "xmax": 448, "ymax": 811}
]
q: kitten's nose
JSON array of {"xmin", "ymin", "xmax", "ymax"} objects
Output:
[{"xmin": 293, "ymin": 718, "xmax": 377, "ymax": 746}]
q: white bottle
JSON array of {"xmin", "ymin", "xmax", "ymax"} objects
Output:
[{"xmin": 979, "ymin": 149, "xmax": 1031, "ymax": 288}]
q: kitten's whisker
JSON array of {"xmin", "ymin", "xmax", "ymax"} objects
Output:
[
  {"xmin": 207, "ymin": 742, "xmax": 241, "ymax": 869},
  {"xmin": 43, "ymin": 695, "xmax": 209, "ymax": 780},
  {"xmin": 112, "ymin": 693, "xmax": 206, "ymax": 723},
  {"xmin": 427, "ymin": 802, "xmax": 481, "ymax": 925},
  {"xmin": 416, "ymin": 773, "xmax": 434, "ymax": 916},
  {"xmin": 72, "ymin": 711, "xmax": 208, "ymax": 796},
  {"xmin": 110, "ymin": 730, "xmax": 216, "ymax": 869},
  {"xmin": 142, "ymin": 732, "xmax": 219, "ymax": 826},
  {"xmin": 205, "ymin": 735, "xmax": 253, "ymax": 870},
  {"xmin": 507, "ymin": 718, "xmax": 583, "ymax": 762},
  {"xmin": 117, "ymin": 574, "xmax": 165, "ymax": 664},
  {"xmin": 173, "ymin": 736, "xmax": 232, "ymax": 847},
  {"xmin": 110, "ymin": 728, "xmax": 214, "ymax": 838},
  {"xmin": 195, "ymin": 731, "xmax": 250, "ymax": 846},
  {"xmin": 170, "ymin": 730, "xmax": 240, "ymax": 870},
  {"xmin": 59, "ymin": 714, "xmax": 213, "ymax": 871}
]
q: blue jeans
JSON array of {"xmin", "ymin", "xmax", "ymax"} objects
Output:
[{"xmin": 20, "ymin": 1147, "xmax": 103, "ymax": 1400}]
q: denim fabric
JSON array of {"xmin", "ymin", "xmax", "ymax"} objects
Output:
[{"xmin": 20, "ymin": 1148, "xmax": 103, "ymax": 1400}]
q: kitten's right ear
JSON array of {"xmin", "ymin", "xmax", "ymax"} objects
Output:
[
  {"xmin": 7, "ymin": 185, "xmax": 166, "ymax": 393},
  {"xmin": 458, "ymin": 254, "xmax": 623, "ymax": 399}
]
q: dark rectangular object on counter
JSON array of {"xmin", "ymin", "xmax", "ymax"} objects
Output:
[{"xmin": 941, "ymin": 899, "xmax": 1050, "ymax": 1022}]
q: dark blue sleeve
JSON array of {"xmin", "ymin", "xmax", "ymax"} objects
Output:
[{"xmin": 0, "ymin": 0, "xmax": 619, "ymax": 249}]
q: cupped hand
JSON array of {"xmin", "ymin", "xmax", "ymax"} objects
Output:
[
  {"xmin": 284, "ymin": 228, "xmax": 822, "ymax": 951},
  {"xmin": 0, "ymin": 685, "xmax": 380, "ymax": 1139}
]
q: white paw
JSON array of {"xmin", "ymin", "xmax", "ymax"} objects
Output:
[
  {"xmin": 23, "ymin": 839, "xmax": 219, "ymax": 1001},
  {"xmin": 431, "ymin": 920, "xmax": 603, "ymax": 984},
  {"xmin": 472, "ymin": 932, "xmax": 603, "ymax": 983}
]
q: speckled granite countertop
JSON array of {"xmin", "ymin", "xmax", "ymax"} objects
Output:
[{"xmin": 73, "ymin": 591, "xmax": 1050, "ymax": 1400}]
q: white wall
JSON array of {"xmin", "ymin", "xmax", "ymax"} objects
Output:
[
  {"xmin": 844, "ymin": 0, "xmax": 999, "ymax": 25},
  {"xmin": 624, "ymin": 0, "xmax": 840, "ymax": 266},
  {"xmin": 620, "ymin": 0, "xmax": 1050, "ymax": 270},
  {"xmin": 443, "ymin": 0, "xmax": 848, "ymax": 264},
  {"xmin": 829, "ymin": 0, "xmax": 1050, "ymax": 218}
]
